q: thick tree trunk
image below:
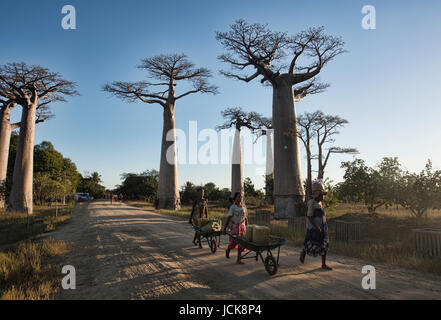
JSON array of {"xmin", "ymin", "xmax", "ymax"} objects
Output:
[
  {"xmin": 272, "ymin": 77, "xmax": 305, "ymax": 218},
  {"xmin": 157, "ymin": 103, "xmax": 180, "ymax": 210},
  {"xmin": 231, "ymin": 127, "xmax": 243, "ymax": 198},
  {"xmin": 0, "ymin": 107, "xmax": 13, "ymax": 209},
  {"xmin": 317, "ymin": 143, "xmax": 324, "ymax": 179},
  {"xmin": 9, "ymin": 104, "xmax": 36, "ymax": 214},
  {"xmin": 265, "ymin": 130, "xmax": 274, "ymax": 203},
  {"xmin": 306, "ymin": 147, "xmax": 313, "ymax": 201},
  {"xmin": 265, "ymin": 129, "xmax": 274, "ymax": 176}
]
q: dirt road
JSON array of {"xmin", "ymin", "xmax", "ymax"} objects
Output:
[{"xmin": 49, "ymin": 200, "xmax": 441, "ymax": 300}]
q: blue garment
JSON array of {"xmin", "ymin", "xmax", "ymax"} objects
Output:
[{"xmin": 303, "ymin": 208, "xmax": 329, "ymax": 257}]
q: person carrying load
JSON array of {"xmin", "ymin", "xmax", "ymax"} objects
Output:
[
  {"xmin": 299, "ymin": 179, "xmax": 332, "ymax": 270},
  {"xmin": 224, "ymin": 192, "xmax": 248, "ymax": 264},
  {"xmin": 188, "ymin": 188, "xmax": 208, "ymax": 247}
]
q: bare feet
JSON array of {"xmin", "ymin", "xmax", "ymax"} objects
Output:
[{"xmin": 299, "ymin": 251, "xmax": 305, "ymax": 264}]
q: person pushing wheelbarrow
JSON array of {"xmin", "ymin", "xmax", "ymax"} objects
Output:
[{"xmin": 189, "ymin": 188, "xmax": 208, "ymax": 248}]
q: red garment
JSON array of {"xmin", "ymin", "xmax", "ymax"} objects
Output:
[{"xmin": 227, "ymin": 221, "xmax": 246, "ymax": 251}]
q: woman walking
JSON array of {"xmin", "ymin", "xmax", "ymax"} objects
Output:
[
  {"xmin": 299, "ymin": 179, "xmax": 332, "ymax": 270},
  {"xmin": 224, "ymin": 192, "xmax": 247, "ymax": 264}
]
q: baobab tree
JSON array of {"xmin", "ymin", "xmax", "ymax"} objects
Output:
[
  {"xmin": 216, "ymin": 20, "xmax": 345, "ymax": 218},
  {"xmin": 313, "ymin": 112, "xmax": 358, "ymax": 179},
  {"xmin": 253, "ymin": 116, "xmax": 274, "ymax": 203},
  {"xmin": 0, "ymin": 62, "xmax": 78, "ymax": 214},
  {"xmin": 217, "ymin": 107, "xmax": 262, "ymax": 199},
  {"xmin": 104, "ymin": 54, "xmax": 218, "ymax": 210},
  {"xmin": 0, "ymin": 100, "xmax": 18, "ymax": 209},
  {"xmin": 287, "ymin": 111, "xmax": 321, "ymax": 200},
  {"xmin": 0, "ymin": 99, "xmax": 53, "ymax": 209},
  {"xmin": 253, "ymin": 116, "xmax": 273, "ymax": 177}
]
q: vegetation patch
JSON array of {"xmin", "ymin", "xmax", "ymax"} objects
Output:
[
  {"xmin": 0, "ymin": 239, "xmax": 71, "ymax": 300},
  {"xmin": 0, "ymin": 202, "xmax": 74, "ymax": 247}
]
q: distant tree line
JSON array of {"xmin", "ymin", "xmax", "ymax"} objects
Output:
[
  {"xmin": 1, "ymin": 132, "xmax": 106, "ymax": 206},
  {"xmin": 114, "ymin": 171, "xmax": 266, "ymax": 206},
  {"xmin": 335, "ymin": 157, "xmax": 441, "ymax": 218}
]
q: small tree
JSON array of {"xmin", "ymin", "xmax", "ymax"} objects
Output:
[
  {"xmin": 77, "ymin": 172, "xmax": 106, "ymax": 199},
  {"xmin": 338, "ymin": 158, "xmax": 402, "ymax": 213},
  {"xmin": 264, "ymin": 174, "xmax": 274, "ymax": 204},
  {"xmin": 313, "ymin": 112, "xmax": 358, "ymax": 179},
  {"xmin": 399, "ymin": 160, "xmax": 441, "ymax": 219},
  {"xmin": 116, "ymin": 170, "xmax": 159, "ymax": 201},
  {"xmin": 180, "ymin": 181, "xmax": 199, "ymax": 205}
]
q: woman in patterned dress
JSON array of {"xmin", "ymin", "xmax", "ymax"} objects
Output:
[
  {"xmin": 224, "ymin": 192, "xmax": 247, "ymax": 264},
  {"xmin": 299, "ymin": 180, "xmax": 332, "ymax": 270}
]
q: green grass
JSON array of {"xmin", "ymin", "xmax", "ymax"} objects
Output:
[
  {"xmin": 128, "ymin": 200, "xmax": 441, "ymax": 275},
  {"xmin": 0, "ymin": 202, "xmax": 75, "ymax": 300},
  {"xmin": 0, "ymin": 202, "xmax": 74, "ymax": 247},
  {"xmin": 0, "ymin": 239, "xmax": 70, "ymax": 300}
]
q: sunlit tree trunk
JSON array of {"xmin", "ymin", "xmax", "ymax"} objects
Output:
[
  {"xmin": 265, "ymin": 129, "xmax": 274, "ymax": 176},
  {"xmin": 272, "ymin": 77, "xmax": 305, "ymax": 218},
  {"xmin": 0, "ymin": 107, "xmax": 13, "ymax": 209},
  {"xmin": 157, "ymin": 99, "xmax": 180, "ymax": 210},
  {"xmin": 231, "ymin": 127, "xmax": 243, "ymax": 198},
  {"xmin": 9, "ymin": 104, "xmax": 36, "ymax": 214}
]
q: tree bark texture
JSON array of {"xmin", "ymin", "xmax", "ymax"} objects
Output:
[
  {"xmin": 231, "ymin": 128, "xmax": 243, "ymax": 198},
  {"xmin": 0, "ymin": 107, "xmax": 12, "ymax": 209},
  {"xmin": 157, "ymin": 103, "xmax": 181, "ymax": 210},
  {"xmin": 265, "ymin": 129, "xmax": 274, "ymax": 176},
  {"xmin": 272, "ymin": 77, "xmax": 305, "ymax": 218},
  {"xmin": 9, "ymin": 104, "xmax": 36, "ymax": 214}
]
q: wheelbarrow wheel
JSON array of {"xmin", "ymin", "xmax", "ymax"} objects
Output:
[
  {"xmin": 210, "ymin": 239, "xmax": 217, "ymax": 254},
  {"xmin": 264, "ymin": 255, "xmax": 278, "ymax": 275}
]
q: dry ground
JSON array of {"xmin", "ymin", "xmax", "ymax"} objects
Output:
[{"xmin": 48, "ymin": 200, "xmax": 441, "ymax": 300}]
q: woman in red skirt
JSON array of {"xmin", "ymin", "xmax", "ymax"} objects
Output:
[{"xmin": 224, "ymin": 192, "xmax": 247, "ymax": 264}]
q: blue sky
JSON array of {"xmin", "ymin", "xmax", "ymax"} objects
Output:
[{"xmin": 1, "ymin": 0, "xmax": 440, "ymax": 190}]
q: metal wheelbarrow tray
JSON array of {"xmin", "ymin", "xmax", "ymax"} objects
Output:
[
  {"xmin": 193, "ymin": 225, "xmax": 223, "ymax": 253},
  {"xmin": 231, "ymin": 235, "xmax": 288, "ymax": 275}
]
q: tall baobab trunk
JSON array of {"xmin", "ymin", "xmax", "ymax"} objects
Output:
[
  {"xmin": 9, "ymin": 104, "xmax": 36, "ymax": 214},
  {"xmin": 264, "ymin": 129, "xmax": 274, "ymax": 203},
  {"xmin": 272, "ymin": 77, "xmax": 305, "ymax": 218},
  {"xmin": 265, "ymin": 129, "xmax": 274, "ymax": 176},
  {"xmin": 0, "ymin": 106, "xmax": 13, "ymax": 209},
  {"xmin": 231, "ymin": 127, "xmax": 243, "ymax": 198},
  {"xmin": 317, "ymin": 142, "xmax": 325, "ymax": 180},
  {"xmin": 157, "ymin": 101, "xmax": 180, "ymax": 210},
  {"xmin": 305, "ymin": 145, "xmax": 313, "ymax": 201}
]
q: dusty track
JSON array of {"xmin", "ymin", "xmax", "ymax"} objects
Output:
[{"xmin": 49, "ymin": 200, "xmax": 441, "ymax": 300}]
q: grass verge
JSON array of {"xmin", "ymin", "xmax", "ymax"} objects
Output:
[
  {"xmin": 0, "ymin": 239, "xmax": 71, "ymax": 299},
  {"xmin": 0, "ymin": 202, "xmax": 74, "ymax": 247},
  {"xmin": 0, "ymin": 202, "xmax": 75, "ymax": 300}
]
